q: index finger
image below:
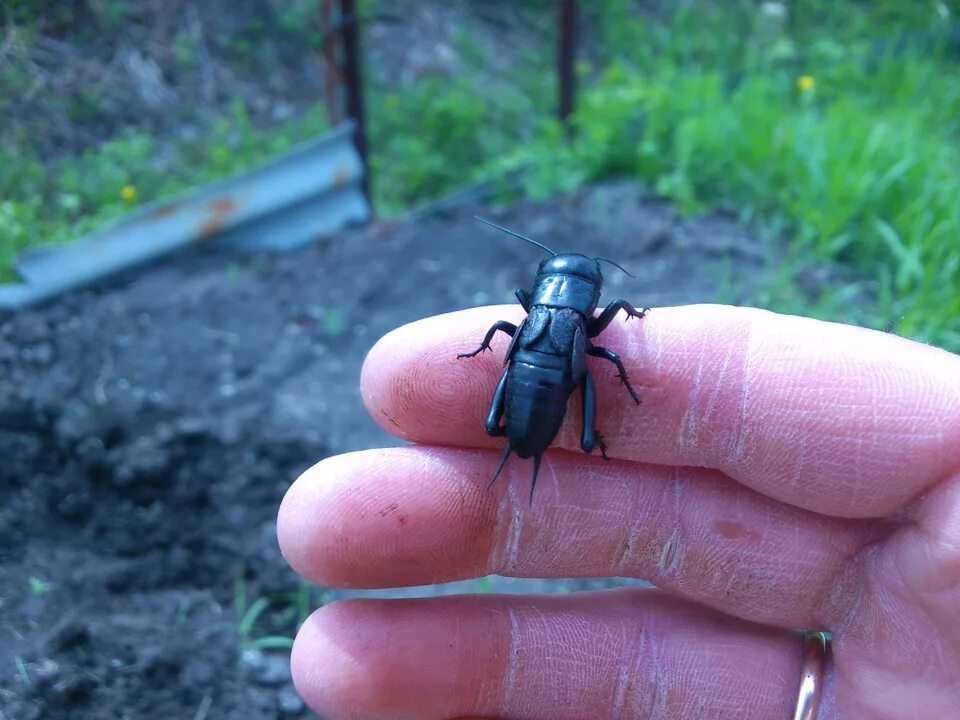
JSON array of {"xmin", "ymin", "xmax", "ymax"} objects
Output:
[{"xmin": 361, "ymin": 304, "xmax": 960, "ymax": 517}]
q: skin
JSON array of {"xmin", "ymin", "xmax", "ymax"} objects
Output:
[{"xmin": 277, "ymin": 304, "xmax": 960, "ymax": 720}]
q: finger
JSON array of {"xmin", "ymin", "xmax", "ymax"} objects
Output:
[
  {"xmin": 290, "ymin": 589, "xmax": 811, "ymax": 720},
  {"xmin": 361, "ymin": 304, "xmax": 960, "ymax": 517},
  {"xmin": 278, "ymin": 446, "xmax": 870, "ymax": 629}
]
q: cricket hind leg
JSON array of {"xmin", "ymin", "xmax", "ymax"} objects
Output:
[
  {"xmin": 457, "ymin": 321, "xmax": 517, "ymax": 359},
  {"xmin": 587, "ymin": 345, "xmax": 642, "ymax": 405},
  {"xmin": 580, "ymin": 370, "xmax": 609, "ymax": 460},
  {"xmin": 484, "ymin": 368, "xmax": 509, "ymax": 437},
  {"xmin": 483, "ymin": 367, "xmax": 511, "ymax": 491}
]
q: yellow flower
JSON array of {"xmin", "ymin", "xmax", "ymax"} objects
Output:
[
  {"xmin": 120, "ymin": 185, "xmax": 138, "ymax": 203},
  {"xmin": 797, "ymin": 75, "xmax": 815, "ymax": 92}
]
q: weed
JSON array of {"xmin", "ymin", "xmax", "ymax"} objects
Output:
[
  {"xmin": 234, "ymin": 569, "xmax": 313, "ymax": 651},
  {"xmin": 28, "ymin": 576, "xmax": 49, "ymax": 596},
  {"xmin": 15, "ymin": 656, "xmax": 29, "ymax": 684},
  {"xmin": 322, "ymin": 308, "xmax": 345, "ymax": 337}
]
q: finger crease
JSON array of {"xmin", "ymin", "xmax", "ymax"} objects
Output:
[
  {"xmin": 611, "ymin": 624, "xmax": 650, "ymax": 719},
  {"xmin": 732, "ymin": 314, "xmax": 756, "ymax": 464},
  {"xmin": 614, "ymin": 473, "xmax": 648, "ymax": 575},
  {"xmin": 491, "ymin": 464, "xmax": 524, "ymax": 575},
  {"xmin": 500, "ymin": 606, "xmax": 521, "ymax": 711},
  {"xmin": 812, "ymin": 530, "xmax": 875, "ymax": 630},
  {"xmin": 655, "ymin": 467, "xmax": 685, "ymax": 579}
]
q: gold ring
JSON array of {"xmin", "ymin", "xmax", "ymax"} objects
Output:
[{"xmin": 792, "ymin": 632, "xmax": 828, "ymax": 720}]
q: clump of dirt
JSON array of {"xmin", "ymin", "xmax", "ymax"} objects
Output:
[{"xmin": 0, "ymin": 181, "xmax": 787, "ymax": 719}]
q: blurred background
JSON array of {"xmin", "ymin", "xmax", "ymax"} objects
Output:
[{"xmin": 1, "ymin": 1, "xmax": 958, "ymax": 718}]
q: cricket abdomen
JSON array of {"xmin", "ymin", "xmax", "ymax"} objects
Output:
[{"xmin": 504, "ymin": 358, "xmax": 572, "ymax": 458}]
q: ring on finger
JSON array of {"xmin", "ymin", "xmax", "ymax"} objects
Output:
[{"xmin": 792, "ymin": 631, "xmax": 829, "ymax": 720}]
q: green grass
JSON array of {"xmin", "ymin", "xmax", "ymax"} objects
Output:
[
  {"xmin": 234, "ymin": 569, "xmax": 313, "ymax": 651},
  {"xmin": 0, "ymin": 100, "xmax": 328, "ymax": 280},
  {"xmin": 2, "ymin": 1, "xmax": 959, "ymax": 351},
  {"xmin": 369, "ymin": 74, "xmax": 547, "ymax": 212},
  {"xmin": 508, "ymin": 1, "xmax": 960, "ymax": 349},
  {"xmin": 535, "ymin": 55, "xmax": 960, "ymax": 346}
]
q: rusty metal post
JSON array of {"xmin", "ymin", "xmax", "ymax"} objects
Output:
[
  {"xmin": 557, "ymin": 0, "xmax": 577, "ymax": 133},
  {"xmin": 320, "ymin": 0, "xmax": 344, "ymax": 127},
  {"xmin": 319, "ymin": 0, "xmax": 371, "ymax": 206},
  {"xmin": 340, "ymin": 0, "xmax": 370, "ymax": 205}
]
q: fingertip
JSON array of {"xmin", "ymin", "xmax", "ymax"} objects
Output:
[
  {"xmin": 290, "ymin": 603, "xmax": 368, "ymax": 719},
  {"xmin": 279, "ymin": 454, "xmax": 367, "ymax": 585},
  {"xmin": 277, "ymin": 459, "xmax": 330, "ymax": 583},
  {"xmin": 278, "ymin": 447, "xmax": 500, "ymax": 588},
  {"xmin": 289, "ymin": 606, "xmax": 323, "ymax": 714},
  {"xmin": 359, "ymin": 323, "xmax": 410, "ymax": 439},
  {"xmin": 361, "ymin": 306, "xmax": 526, "ymax": 440},
  {"xmin": 291, "ymin": 598, "xmax": 495, "ymax": 720}
]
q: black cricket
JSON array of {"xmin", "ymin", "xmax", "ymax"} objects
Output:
[{"xmin": 458, "ymin": 216, "xmax": 649, "ymax": 503}]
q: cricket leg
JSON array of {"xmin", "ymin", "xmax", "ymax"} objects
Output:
[
  {"xmin": 457, "ymin": 321, "xmax": 517, "ymax": 359},
  {"xmin": 588, "ymin": 345, "xmax": 642, "ymax": 405},
  {"xmin": 588, "ymin": 299, "xmax": 648, "ymax": 337},
  {"xmin": 579, "ymin": 370, "xmax": 609, "ymax": 460},
  {"xmin": 484, "ymin": 368, "xmax": 509, "ymax": 437}
]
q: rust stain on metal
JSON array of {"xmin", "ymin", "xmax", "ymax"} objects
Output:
[
  {"xmin": 331, "ymin": 162, "xmax": 352, "ymax": 187},
  {"xmin": 150, "ymin": 201, "xmax": 180, "ymax": 219},
  {"xmin": 198, "ymin": 197, "xmax": 238, "ymax": 240},
  {"xmin": 211, "ymin": 197, "xmax": 236, "ymax": 214}
]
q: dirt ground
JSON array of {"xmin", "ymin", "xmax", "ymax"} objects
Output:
[{"xmin": 0, "ymin": 180, "xmax": 793, "ymax": 719}]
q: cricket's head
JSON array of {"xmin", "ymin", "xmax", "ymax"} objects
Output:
[{"xmin": 536, "ymin": 253, "xmax": 603, "ymax": 284}]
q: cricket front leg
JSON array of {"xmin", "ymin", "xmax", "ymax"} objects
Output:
[
  {"xmin": 588, "ymin": 299, "xmax": 649, "ymax": 338},
  {"xmin": 457, "ymin": 321, "xmax": 517, "ymax": 359}
]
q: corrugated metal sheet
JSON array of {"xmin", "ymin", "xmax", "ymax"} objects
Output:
[{"xmin": 0, "ymin": 122, "xmax": 370, "ymax": 310}]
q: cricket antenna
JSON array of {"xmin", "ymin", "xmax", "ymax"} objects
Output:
[
  {"xmin": 474, "ymin": 216, "xmax": 557, "ymax": 256},
  {"xmin": 595, "ymin": 256, "xmax": 636, "ymax": 278}
]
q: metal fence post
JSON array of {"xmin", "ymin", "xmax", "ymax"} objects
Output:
[
  {"xmin": 320, "ymin": 0, "xmax": 371, "ymax": 207},
  {"xmin": 557, "ymin": 0, "xmax": 578, "ymax": 134},
  {"xmin": 340, "ymin": 0, "xmax": 370, "ymax": 205}
]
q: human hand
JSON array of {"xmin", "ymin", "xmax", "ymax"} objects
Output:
[{"xmin": 278, "ymin": 304, "xmax": 960, "ymax": 719}]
